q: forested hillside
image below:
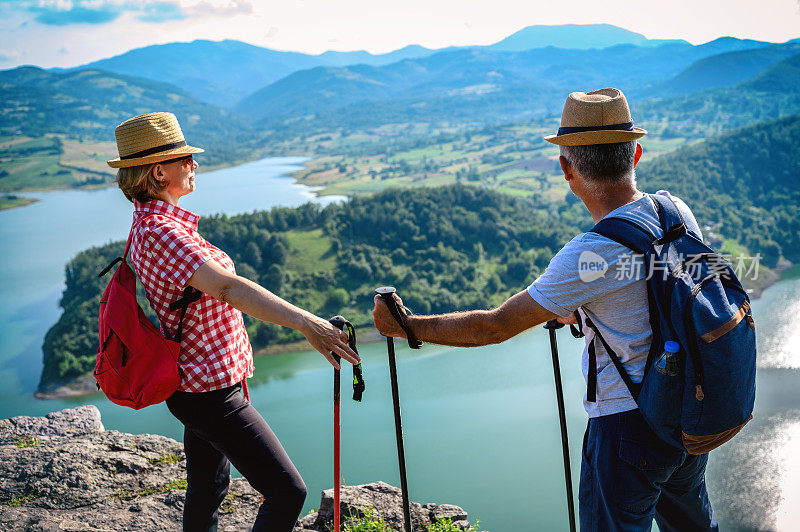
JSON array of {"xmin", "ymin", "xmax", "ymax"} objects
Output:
[
  {"xmin": 38, "ymin": 186, "xmax": 583, "ymax": 392},
  {"xmin": 0, "ymin": 67, "xmax": 255, "ymax": 168},
  {"xmin": 635, "ymin": 53, "xmax": 800, "ymax": 138},
  {"xmin": 638, "ymin": 115, "xmax": 800, "ymax": 266},
  {"xmin": 39, "ymin": 113, "xmax": 800, "ymax": 391},
  {"xmin": 647, "ymin": 43, "xmax": 800, "ymax": 96}
]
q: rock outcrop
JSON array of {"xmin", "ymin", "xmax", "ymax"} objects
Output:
[{"xmin": 0, "ymin": 406, "xmax": 480, "ymax": 531}]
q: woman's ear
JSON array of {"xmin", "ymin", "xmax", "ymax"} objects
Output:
[{"xmin": 151, "ymin": 164, "xmax": 167, "ymax": 187}]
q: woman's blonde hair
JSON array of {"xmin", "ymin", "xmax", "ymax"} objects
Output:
[{"xmin": 115, "ymin": 163, "xmax": 166, "ymax": 203}]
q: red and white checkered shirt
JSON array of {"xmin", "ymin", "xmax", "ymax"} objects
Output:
[{"xmin": 128, "ymin": 199, "xmax": 253, "ymax": 393}]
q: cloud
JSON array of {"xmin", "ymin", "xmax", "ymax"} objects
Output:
[
  {"xmin": 11, "ymin": 0, "xmax": 250, "ymax": 27},
  {"xmin": 31, "ymin": 4, "xmax": 123, "ymax": 25},
  {"xmin": 0, "ymin": 49, "xmax": 21, "ymax": 62},
  {"xmin": 137, "ymin": 1, "xmax": 187, "ymax": 22},
  {"xmin": 190, "ymin": 0, "xmax": 252, "ymax": 17}
]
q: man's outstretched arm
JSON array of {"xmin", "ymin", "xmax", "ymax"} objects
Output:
[{"xmin": 372, "ymin": 290, "xmax": 561, "ymax": 347}]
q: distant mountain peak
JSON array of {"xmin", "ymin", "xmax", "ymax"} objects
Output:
[{"xmin": 489, "ymin": 23, "xmax": 665, "ymax": 51}]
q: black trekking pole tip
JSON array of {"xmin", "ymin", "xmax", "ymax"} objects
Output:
[
  {"xmin": 544, "ymin": 319, "xmax": 565, "ymax": 330},
  {"xmin": 375, "ymin": 286, "xmax": 397, "ymax": 296}
]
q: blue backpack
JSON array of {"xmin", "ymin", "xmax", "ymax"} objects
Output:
[{"xmin": 577, "ymin": 193, "xmax": 756, "ymax": 454}]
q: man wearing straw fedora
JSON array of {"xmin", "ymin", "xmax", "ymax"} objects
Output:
[
  {"xmin": 108, "ymin": 112, "xmax": 361, "ymax": 531},
  {"xmin": 373, "ymin": 88, "xmax": 717, "ymax": 531}
]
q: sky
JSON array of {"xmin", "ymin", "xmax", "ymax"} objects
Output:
[{"xmin": 1, "ymin": 0, "xmax": 799, "ymax": 69}]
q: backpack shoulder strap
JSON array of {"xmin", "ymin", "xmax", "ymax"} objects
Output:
[
  {"xmin": 584, "ymin": 316, "xmax": 642, "ymax": 402},
  {"xmin": 590, "ymin": 216, "xmax": 654, "ymax": 255},
  {"xmin": 98, "ymin": 219, "xmax": 144, "ymax": 278},
  {"xmin": 649, "ymin": 193, "xmax": 688, "ymax": 245}
]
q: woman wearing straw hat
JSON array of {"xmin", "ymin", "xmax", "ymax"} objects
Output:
[{"xmin": 109, "ymin": 112, "xmax": 360, "ymax": 531}]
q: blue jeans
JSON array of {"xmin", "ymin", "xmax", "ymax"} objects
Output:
[{"xmin": 579, "ymin": 408, "xmax": 718, "ymax": 531}]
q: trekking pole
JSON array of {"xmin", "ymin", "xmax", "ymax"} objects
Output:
[
  {"xmin": 329, "ymin": 316, "xmax": 365, "ymax": 532},
  {"xmin": 375, "ymin": 286, "xmax": 421, "ymax": 532},
  {"xmin": 543, "ymin": 320, "xmax": 577, "ymax": 532}
]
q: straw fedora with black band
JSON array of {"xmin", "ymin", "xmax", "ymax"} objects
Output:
[
  {"xmin": 544, "ymin": 88, "xmax": 647, "ymax": 146},
  {"xmin": 107, "ymin": 112, "xmax": 204, "ymax": 169}
]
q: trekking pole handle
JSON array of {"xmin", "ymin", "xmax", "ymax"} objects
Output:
[
  {"xmin": 375, "ymin": 286, "xmax": 422, "ymax": 349},
  {"xmin": 544, "ymin": 319, "xmax": 565, "ymax": 330}
]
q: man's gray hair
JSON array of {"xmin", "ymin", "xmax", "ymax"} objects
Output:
[{"xmin": 560, "ymin": 141, "xmax": 637, "ymax": 184}]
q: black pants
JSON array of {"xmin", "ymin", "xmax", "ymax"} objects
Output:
[{"xmin": 166, "ymin": 383, "xmax": 307, "ymax": 532}]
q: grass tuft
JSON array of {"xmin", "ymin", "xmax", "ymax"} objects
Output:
[
  {"xmin": 13, "ymin": 435, "xmax": 41, "ymax": 448},
  {"xmin": 6, "ymin": 490, "xmax": 42, "ymax": 507},
  {"xmin": 112, "ymin": 478, "xmax": 188, "ymax": 501},
  {"xmin": 428, "ymin": 517, "xmax": 481, "ymax": 531},
  {"xmin": 147, "ymin": 453, "xmax": 182, "ymax": 465}
]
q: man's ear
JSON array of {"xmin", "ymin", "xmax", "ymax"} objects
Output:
[
  {"xmin": 559, "ymin": 155, "xmax": 573, "ymax": 180},
  {"xmin": 633, "ymin": 142, "xmax": 643, "ymax": 168}
]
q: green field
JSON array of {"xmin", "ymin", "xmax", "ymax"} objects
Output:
[
  {"xmin": 282, "ymin": 229, "xmax": 336, "ymax": 275},
  {"xmin": 0, "ymin": 194, "xmax": 37, "ymax": 210},
  {"xmin": 289, "ymin": 119, "xmax": 694, "ymax": 201},
  {"xmin": 0, "ymin": 135, "xmax": 115, "ymax": 192}
]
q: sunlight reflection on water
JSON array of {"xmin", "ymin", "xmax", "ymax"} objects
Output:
[
  {"xmin": 711, "ymin": 413, "xmax": 800, "ymax": 531},
  {"xmin": 753, "ymin": 276, "xmax": 800, "ymax": 370}
]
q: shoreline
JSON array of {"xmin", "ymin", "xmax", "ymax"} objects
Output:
[
  {"xmin": 25, "ymin": 150, "xmax": 793, "ymax": 400},
  {"xmin": 35, "ymin": 264, "xmax": 795, "ymax": 401},
  {"xmin": 0, "ymin": 150, "xmax": 303, "ymax": 204},
  {"xmin": 0, "ymin": 197, "xmax": 39, "ymax": 211},
  {"xmin": 35, "ymin": 328, "xmax": 385, "ymax": 400}
]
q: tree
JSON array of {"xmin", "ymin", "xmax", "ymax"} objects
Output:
[{"xmin": 244, "ymin": 241, "xmax": 262, "ymax": 268}]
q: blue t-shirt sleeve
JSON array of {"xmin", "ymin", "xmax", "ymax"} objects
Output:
[{"xmin": 527, "ymin": 233, "xmax": 642, "ymax": 317}]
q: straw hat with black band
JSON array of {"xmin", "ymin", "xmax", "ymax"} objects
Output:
[
  {"xmin": 544, "ymin": 88, "xmax": 647, "ymax": 146},
  {"xmin": 107, "ymin": 112, "xmax": 204, "ymax": 168}
]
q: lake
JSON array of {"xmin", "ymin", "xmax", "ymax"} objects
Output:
[{"xmin": 0, "ymin": 158, "xmax": 797, "ymax": 531}]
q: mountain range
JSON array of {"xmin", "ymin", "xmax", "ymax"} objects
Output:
[
  {"xmin": 635, "ymin": 51, "xmax": 800, "ymax": 136},
  {"xmin": 62, "ymin": 40, "xmax": 439, "ymax": 108},
  {"xmin": 59, "ymin": 24, "xmax": 749, "ymax": 109},
  {"xmin": 235, "ymin": 39, "xmax": 797, "ymax": 123},
  {"xmin": 647, "ymin": 42, "xmax": 800, "ymax": 96},
  {"xmin": 2, "ymin": 24, "xmax": 799, "ymax": 162}
]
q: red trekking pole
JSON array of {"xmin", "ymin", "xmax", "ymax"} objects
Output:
[
  {"xmin": 333, "ymin": 350, "xmax": 341, "ymax": 532},
  {"xmin": 329, "ymin": 316, "xmax": 365, "ymax": 532}
]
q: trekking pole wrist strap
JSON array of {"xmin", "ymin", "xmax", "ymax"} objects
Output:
[
  {"xmin": 329, "ymin": 316, "xmax": 365, "ymax": 402},
  {"xmin": 382, "ymin": 295, "xmax": 422, "ymax": 349}
]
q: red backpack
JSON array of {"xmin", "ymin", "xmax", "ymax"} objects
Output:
[{"xmin": 94, "ymin": 216, "xmax": 201, "ymax": 409}]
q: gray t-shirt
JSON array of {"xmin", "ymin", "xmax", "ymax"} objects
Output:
[{"xmin": 527, "ymin": 191, "xmax": 702, "ymax": 418}]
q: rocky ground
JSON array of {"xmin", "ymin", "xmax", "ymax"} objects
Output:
[{"xmin": 0, "ymin": 406, "xmax": 480, "ymax": 531}]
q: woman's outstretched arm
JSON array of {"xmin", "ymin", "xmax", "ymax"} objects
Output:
[{"xmin": 188, "ymin": 259, "xmax": 359, "ymax": 369}]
